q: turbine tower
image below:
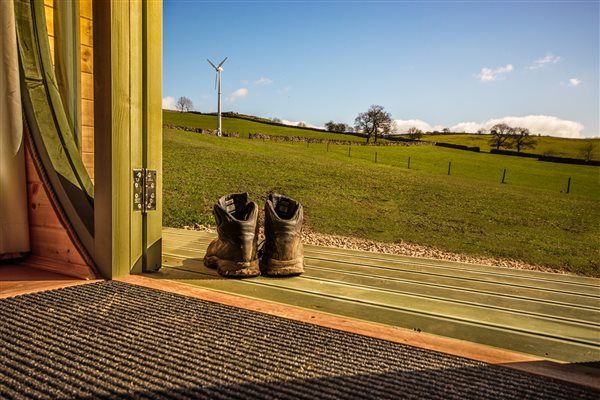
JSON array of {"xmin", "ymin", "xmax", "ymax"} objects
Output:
[{"xmin": 207, "ymin": 57, "xmax": 227, "ymax": 136}]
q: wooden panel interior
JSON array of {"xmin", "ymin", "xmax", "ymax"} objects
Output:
[
  {"xmin": 80, "ymin": 0, "xmax": 94, "ymax": 180},
  {"xmin": 25, "ymin": 143, "xmax": 95, "ymax": 280},
  {"xmin": 44, "ymin": 0, "xmax": 94, "ymax": 180}
]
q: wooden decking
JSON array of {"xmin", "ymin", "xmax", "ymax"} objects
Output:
[{"xmin": 157, "ymin": 228, "xmax": 599, "ymax": 364}]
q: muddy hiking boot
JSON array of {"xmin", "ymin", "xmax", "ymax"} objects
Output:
[
  {"xmin": 261, "ymin": 193, "xmax": 305, "ymax": 276},
  {"xmin": 204, "ymin": 193, "xmax": 260, "ymax": 278}
]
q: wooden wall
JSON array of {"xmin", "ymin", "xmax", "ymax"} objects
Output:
[
  {"xmin": 25, "ymin": 144, "xmax": 95, "ymax": 279},
  {"xmin": 80, "ymin": 0, "xmax": 94, "ymax": 181},
  {"xmin": 44, "ymin": 0, "xmax": 94, "ymax": 180},
  {"xmin": 23, "ymin": 0, "xmax": 96, "ymax": 279}
]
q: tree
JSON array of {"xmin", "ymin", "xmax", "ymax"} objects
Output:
[
  {"xmin": 354, "ymin": 105, "xmax": 393, "ymax": 143},
  {"xmin": 271, "ymin": 117, "xmax": 282, "ymax": 123},
  {"xmin": 442, "ymin": 127, "xmax": 450, "ymax": 134},
  {"xmin": 511, "ymin": 127, "xmax": 537, "ymax": 152},
  {"xmin": 580, "ymin": 141, "xmax": 596, "ymax": 161},
  {"xmin": 407, "ymin": 127, "xmax": 423, "ymax": 140},
  {"xmin": 297, "ymin": 121, "xmax": 307, "ymax": 128},
  {"xmin": 175, "ymin": 96, "xmax": 193, "ymax": 112},
  {"xmin": 488, "ymin": 123, "xmax": 513, "ymax": 150},
  {"xmin": 325, "ymin": 121, "xmax": 349, "ymax": 132},
  {"xmin": 477, "ymin": 128, "xmax": 487, "ymax": 135}
]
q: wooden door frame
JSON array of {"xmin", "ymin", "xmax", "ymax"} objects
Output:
[{"xmin": 94, "ymin": 0, "xmax": 163, "ymax": 278}]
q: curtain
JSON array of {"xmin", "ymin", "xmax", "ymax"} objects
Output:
[{"xmin": 0, "ymin": 0, "xmax": 30, "ymax": 257}]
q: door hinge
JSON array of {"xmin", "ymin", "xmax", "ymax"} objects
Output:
[{"xmin": 133, "ymin": 168, "xmax": 157, "ymax": 213}]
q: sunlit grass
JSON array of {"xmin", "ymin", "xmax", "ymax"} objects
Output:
[{"xmin": 164, "ymin": 128, "xmax": 600, "ymax": 276}]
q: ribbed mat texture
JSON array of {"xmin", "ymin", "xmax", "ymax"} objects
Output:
[{"xmin": 0, "ymin": 281, "xmax": 596, "ymax": 399}]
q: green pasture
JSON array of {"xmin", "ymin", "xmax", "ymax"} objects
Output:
[
  {"xmin": 163, "ymin": 127, "xmax": 600, "ymax": 276},
  {"xmin": 419, "ymin": 134, "xmax": 600, "ymax": 160},
  {"xmin": 164, "ymin": 110, "xmax": 365, "ymax": 141}
]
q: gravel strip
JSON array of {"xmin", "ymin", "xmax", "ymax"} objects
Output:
[{"xmin": 184, "ymin": 223, "xmax": 562, "ymax": 275}]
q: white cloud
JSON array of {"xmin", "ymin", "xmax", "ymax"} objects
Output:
[
  {"xmin": 477, "ymin": 64, "xmax": 514, "ymax": 82},
  {"xmin": 226, "ymin": 88, "xmax": 249, "ymax": 103},
  {"xmin": 450, "ymin": 121, "xmax": 484, "ymax": 133},
  {"xmin": 253, "ymin": 77, "xmax": 273, "ymax": 86},
  {"xmin": 280, "ymin": 119, "xmax": 324, "ymax": 130},
  {"xmin": 527, "ymin": 53, "xmax": 562, "ymax": 70},
  {"xmin": 569, "ymin": 78, "xmax": 581, "ymax": 87},
  {"xmin": 449, "ymin": 115, "xmax": 584, "ymax": 138},
  {"xmin": 393, "ymin": 119, "xmax": 444, "ymax": 133},
  {"xmin": 242, "ymin": 77, "xmax": 274, "ymax": 86},
  {"xmin": 162, "ymin": 96, "xmax": 176, "ymax": 110}
]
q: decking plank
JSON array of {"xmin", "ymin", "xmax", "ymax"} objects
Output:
[
  {"xmin": 161, "ymin": 253, "xmax": 599, "ymax": 324},
  {"xmin": 162, "ymin": 242, "xmax": 599, "ymax": 298},
  {"xmin": 151, "ymin": 264, "xmax": 599, "ymax": 363},
  {"xmin": 159, "ymin": 227, "xmax": 600, "ymax": 363},
  {"xmin": 162, "ymin": 228, "xmax": 599, "ymax": 285}
]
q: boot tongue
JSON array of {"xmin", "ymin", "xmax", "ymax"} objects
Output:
[
  {"xmin": 219, "ymin": 193, "xmax": 253, "ymax": 221},
  {"xmin": 269, "ymin": 193, "xmax": 299, "ymax": 220}
]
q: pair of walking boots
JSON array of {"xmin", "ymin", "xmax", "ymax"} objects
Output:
[{"xmin": 203, "ymin": 193, "xmax": 304, "ymax": 278}]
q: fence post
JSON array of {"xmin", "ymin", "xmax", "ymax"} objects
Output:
[
  {"xmin": 408, "ymin": 156, "xmax": 411, "ymax": 169},
  {"xmin": 327, "ymin": 142, "xmax": 329, "ymax": 152},
  {"xmin": 348, "ymin": 146, "xmax": 351, "ymax": 157},
  {"xmin": 375, "ymin": 152, "xmax": 378, "ymax": 163},
  {"xmin": 567, "ymin": 177, "xmax": 571, "ymax": 194},
  {"xmin": 307, "ymin": 142, "xmax": 309, "ymax": 148},
  {"xmin": 448, "ymin": 161, "xmax": 452, "ymax": 175},
  {"xmin": 501, "ymin": 168, "xmax": 507, "ymax": 184}
]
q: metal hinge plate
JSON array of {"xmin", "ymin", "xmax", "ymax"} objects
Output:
[{"xmin": 133, "ymin": 168, "xmax": 157, "ymax": 213}]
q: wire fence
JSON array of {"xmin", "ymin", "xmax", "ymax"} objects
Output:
[{"xmin": 286, "ymin": 141, "xmax": 599, "ymax": 197}]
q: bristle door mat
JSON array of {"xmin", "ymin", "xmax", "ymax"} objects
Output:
[{"xmin": 0, "ymin": 281, "xmax": 597, "ymax": 399}]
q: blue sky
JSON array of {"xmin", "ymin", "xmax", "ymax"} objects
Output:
[{"xmin": 163, "ymin": 1, "xmax": 599, "ymax": 138}]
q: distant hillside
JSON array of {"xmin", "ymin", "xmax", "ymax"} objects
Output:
[
  {"xmin": 163, "ymin": 110, "xmax": 365, "ymax": 142},
  {"xmin": 415, "ymin": 134, "xmax": 599, "ymax": 160}
]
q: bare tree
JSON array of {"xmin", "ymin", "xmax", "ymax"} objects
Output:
[
  {"xmin": 477, "ymin": 128, "xmax": 487, "ymax": 135},
  {"xmin": 580, "ymin": 141, "xmax": 596, "ymax": 161},
  {"xmin": 175, "ymin": 96, "xmax": 193, "ymax": 112},
  {"xmin": 325, "ymin": 121, "xmax": 349, "ymax": 132},
  {"xmin": 442, "ymin": 127, "xmax": 450, "ymax": 134},
  {"xmin": 354, "ymin": 105, "xmax": 393, "ymax": 143},
  {"xmin": 511, "ymin": 127, "xmax": 537, "ymax": 152},
  {"xmin": 297, "ymin": 121, "xmax": 307, "ymax": 128},
  {"xmin": 489, "ymin": 123, "xmax": 513, "ymax": 150},
  {"xmin": 407, "ymin": 127, "xmax": 424, "ymax": 140}
]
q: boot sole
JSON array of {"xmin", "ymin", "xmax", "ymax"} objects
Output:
[
  {"xmin": 204, "ymin": 256, "xmax": 260, "ymax": 278},
  {"xmin": 261, "ymin": 257, "xmax": 304, "ymax": 277}
]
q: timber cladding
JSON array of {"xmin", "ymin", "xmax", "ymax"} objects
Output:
[
  {"xmin": 44, "ymin": 0, "xmax": 95, "ymax": 181},
  {"xmin": 25, "ymin": 143, "xmax": 96, "ymax": 279}
]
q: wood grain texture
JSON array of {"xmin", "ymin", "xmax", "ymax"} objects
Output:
[
  {"xmin": 24, "ymin": 144, "xmax": 94, "ymax": 279},
  {"xmin": 81, "ymin": 71, "xmax": 93, "ymax": 101},
  {"xmin": 143, "ymin": 0, "xmax": 164, "ymax": 271},
  {"xmin": 0, "ymin": 264, "xmax": 97, "ymax": 299},
  {"xmin": 80, "ymin": 17, "xmax": 92, "ymax": 46},
  {"xmin": 80, "ymin": 0, "xmax": 92, "ymax": 20},
  {"xmin": 81, "ymin": 98, "xmax": 94, "ymax": 126},
  {"xmin": 81, "ymin": 44, "xmax": 93, "ymax": 73}
]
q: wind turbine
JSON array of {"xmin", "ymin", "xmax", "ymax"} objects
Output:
[{"xmin": 207, "ymin": 57, "xmax": 227, "ymax": 136}]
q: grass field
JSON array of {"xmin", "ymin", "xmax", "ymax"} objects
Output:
[
  {"xmin": 164, "ymin": 110, "xmax": 365, "ymax": 141},
  {"xmin": 418, "ymin": 134, "xmax": 600, "ymax": 160},
  {"xmin": 163, "ymin": 120, "xmax": 600, "ymax": 276}
]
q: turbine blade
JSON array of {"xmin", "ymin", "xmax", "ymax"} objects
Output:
[
  {"xmin": 207, "ymin": 59, "xmax": 217, "ymax": 69},
  {"xmin": 218, "ymin": 57, "xmax": 228, "ymax": 68}
]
